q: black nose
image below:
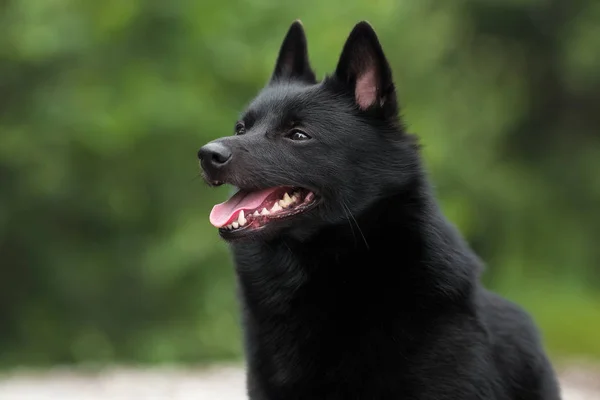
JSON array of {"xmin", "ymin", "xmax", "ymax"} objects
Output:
[{"xmin": 198, "ymin": 142, "xmax": 232, "ymax": 171}]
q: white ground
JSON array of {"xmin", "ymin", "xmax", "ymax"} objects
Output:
[{"xmin": 0, "ymin": 364, "xmax": 598, "ymax": 399}]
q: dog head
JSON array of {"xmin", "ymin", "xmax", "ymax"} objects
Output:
[{"xmin": 199, "ymin": 21, "xmax": 420, "ymax": 241}]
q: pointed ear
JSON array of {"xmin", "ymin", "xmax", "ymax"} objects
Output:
[
  {"xmin": 334, "ymin": 21, "xmax": 397, "ymax": 114},
  {"xmin": 271, "ymin": 20, "xmax": 317, "ymax": 84}
]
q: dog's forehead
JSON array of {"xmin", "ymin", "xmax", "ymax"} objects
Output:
[{"xmin": 244, "ymin": 83, "xmax": 325, "ymax": 120}]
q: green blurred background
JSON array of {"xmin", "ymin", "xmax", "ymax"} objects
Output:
[{"xmin": 1, "ymin": 0, "xmax": 599, "ymax": 368}]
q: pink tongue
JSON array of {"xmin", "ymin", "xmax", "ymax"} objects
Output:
[{"xmin": 209, "ymin": 188, "xmax": 278, "ymax": 228}]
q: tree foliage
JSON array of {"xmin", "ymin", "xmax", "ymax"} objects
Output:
[{"xmin": 1, "ymin": 0, "xmax": 599, "ymax": 366}]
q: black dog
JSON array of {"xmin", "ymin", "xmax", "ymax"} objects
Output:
[{"xmin": 198, "ymin": 20, "xmax": 561, "ymax": 400}]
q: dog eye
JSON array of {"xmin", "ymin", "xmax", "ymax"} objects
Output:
[
  {"xmin": 234, "ymin": 122, "xmax": 245, "ymax": 135},
  {"xmin": 287, "ymin": 129, "xmax": 310, "ymax": 141}
]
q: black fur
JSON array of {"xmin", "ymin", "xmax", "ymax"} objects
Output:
[{"xmin": 199, "ymin": 20, "xmax": 561, "ymax": 400}]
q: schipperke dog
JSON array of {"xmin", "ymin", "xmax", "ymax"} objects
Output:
[{"xmin": 198, "ymin": 20, "xmax": 561, "ymax": 400}]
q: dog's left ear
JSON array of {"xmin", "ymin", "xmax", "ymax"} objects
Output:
[
  {"xmin": 271, "ymin": 20, "xmax": 317, "ymax": 84},
  {"xmin": 334, "ymin": 21, "xmax": 397, "ymax": 115}
]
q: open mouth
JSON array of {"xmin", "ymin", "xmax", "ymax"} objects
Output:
[{"xmin": 209, "ymin": 187, "xmax": 317, "ymax": 234}]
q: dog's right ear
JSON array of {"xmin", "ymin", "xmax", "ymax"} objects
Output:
[{"xmin": 270, "ymin": 20, "xmax": 317, "ymax": 84}]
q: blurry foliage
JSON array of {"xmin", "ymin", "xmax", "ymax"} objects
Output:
[{"xmin": 0, "ymin": 0, "xmax": 599, "ymax": 366}]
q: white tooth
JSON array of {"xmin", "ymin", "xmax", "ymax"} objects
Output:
[
  {"xmin": 253, "ymin": 211, "xmax": 260, "ymax": 217},
  {"xmin": 238, "ymin": 210, "xmax": 247, "ymax": 226},
  {"xmin": 261, "ymin": 208, "xmax": 270, "ymax": 215},
  {"xmin": 291, "ymin": 192, "xmax": 299, "ymax": 202},
  {"xmin": 283, "ymin": 192, "xmax": 292, "ymax": 204},
  {"xmin": 271, "ymin": 202, "xmax": 282, "ymax": 212},
  {"xmin": 232, "ymin": 221, "xmax": 239, "ymax": 229},
  {"xmin": 278, "ymin": 193, "xmax": 293, "ymax": 208},
  {"xmin": 226, "ymin": 224, "xmax": 233, "ymax": 230}
]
